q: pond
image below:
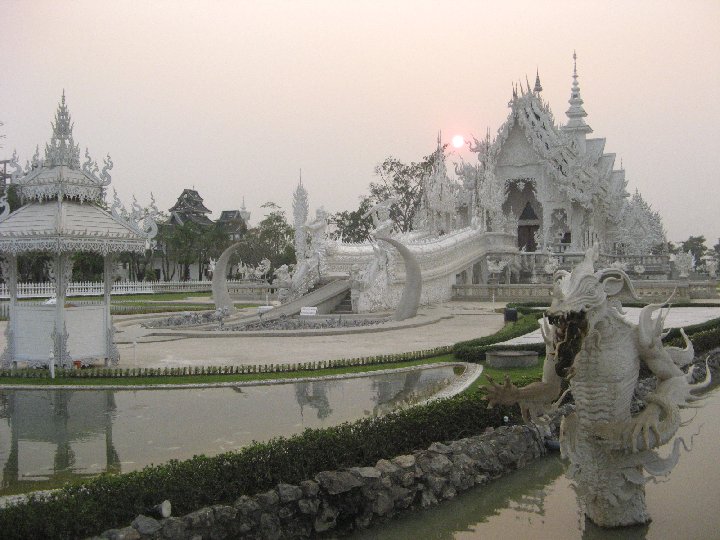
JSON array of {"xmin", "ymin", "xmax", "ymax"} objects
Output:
[
  {"xmin": 355, "ymin": 386, "xmax": 720, "ymax": 539},
  {"xmin": 0, "ymin": 365, "xmax": 459, "ymax": 497}
]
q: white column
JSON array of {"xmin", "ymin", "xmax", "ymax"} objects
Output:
[
  {"xmin": 1, "ymin": 255, "xmax": 18, "ymax": 368},
  {"xmin": 53, "ymin": 253, "xmax": 69, "ymax": 369}
]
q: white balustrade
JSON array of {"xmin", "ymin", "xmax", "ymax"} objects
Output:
[{"xmin": 0, "ymin": 280, "xmax": 275, "ymax": 299}]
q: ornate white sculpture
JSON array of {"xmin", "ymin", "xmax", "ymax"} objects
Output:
[
  {"xmin": 363, "ymin": 198, "xmax": 397, "ymax": 239},
  {"xmin": 704, "ymin": 257, "xmax": 718, "ymax": 278},
  {"xmin": 254, "ymin": 258, "xmax": 271, "ymax": 281},
  {"xmin": 674, "ymin": 251, "xmax": 694, "ymax": 278},
  {"xmin": 487, "ymin": 246, "xmax": 709, "ymax": 527},
  {"xmin": 272, "ymin": 264, "xmax": 292, "ymax": 304}
]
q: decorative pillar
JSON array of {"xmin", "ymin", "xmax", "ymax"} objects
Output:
[
  {"xmin": 0, "ymin": 255, "xmax": 18, "ymax": 368},
  {"xmin": 49, "ymin": 253, "xmax": 72, "ymax": 369},
  {"xmin": 104, "ymin": 254, "xmax": 119, "ymax": 365}
]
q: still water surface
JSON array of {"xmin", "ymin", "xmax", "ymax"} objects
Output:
[
  {"xmin": 356, "ymin": 387, "xmax": 720, "ymax": 540},
  {"xmin": 0, "ymin": 366, "xmax": 457, "ymax": 496}
]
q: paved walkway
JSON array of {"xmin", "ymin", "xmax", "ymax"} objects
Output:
[
  {"xmin": 0, "ymin": 302, "xmax": 506, "ymax": 369},
  {"xmin": 501, "ymin": 306, "xmax": 720, "ymax": 346}
]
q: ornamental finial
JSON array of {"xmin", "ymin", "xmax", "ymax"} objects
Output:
[
  {"xmin": 562, "ymin": 50, "xmax": 592, "ymax": 134},
  {"xmin": 534, "ymin": 68, "xmax": 543, "ymax": 93}
]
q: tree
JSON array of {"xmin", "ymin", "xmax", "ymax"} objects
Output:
[
  {"xmin": 235, "ymin": 203, "xmax": 294, "ymax": 273},
  {"xmin": 330, "ymin": 197, "xmax": 373, "ymax": 243},
  {"xmin": 679, "ymin": 235, "xmax": 707, "ymax": 268},
  {"xmin": 72, "ymin": 252, "xmax": 104, "ymax": 281},
  {"xmin": 369, "ymin": 147, "xmax": 444, "ymax": 233},
  {"xmin": 713, "ymin": 238, "xmax": 720, "ymax": 259}
]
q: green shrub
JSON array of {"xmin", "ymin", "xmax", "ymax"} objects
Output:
[
  {"xmin": 0, "ymin": 392, "xmax": 518, "ymax": 540},
  {"xmin": 453, "ymin": 312, "xmax": 544, "ymax": 362}
]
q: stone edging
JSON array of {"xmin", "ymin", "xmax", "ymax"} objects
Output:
[
  {"xmin": 0, "ymin": 361, "xmax": 480, "ymax": 395},
  {"xmin": 89, "ymin": 414, "xmax": 563, "ymax": 540}
]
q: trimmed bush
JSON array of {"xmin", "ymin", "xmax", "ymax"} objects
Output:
[
  {"xmin": 0, "ymin": 392, "xmax": 518, "ymax": 540},
  {"xmin": 453, "ymin": 312, "xmax": 544, "ymax": 362}
]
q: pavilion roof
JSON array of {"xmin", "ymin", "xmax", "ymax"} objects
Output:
[
  {"xmin": 0, "ymin": 200, "xmax": 150, "ymax": 255},
  {"xmin": 0, "ymin": 93, "xmax": 157, "ymax": 255}
]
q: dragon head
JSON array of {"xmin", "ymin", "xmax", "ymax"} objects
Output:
[{"xmin": 546, "ymin": 245, "xmax": 637, "ymax": 378}]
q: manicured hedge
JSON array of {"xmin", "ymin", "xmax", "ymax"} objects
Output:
[
  {"xmin": 0, "ymin": 392, "xmax": 518, "ymax": 540},
  {"xmin": 0, "ymin": 347, "xmax": 452, "ymax": 380},
  {"xmin": 452, "ymin": 312, "xmax": 544, "ymax": 362}
]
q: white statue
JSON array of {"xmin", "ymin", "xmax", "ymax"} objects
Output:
[
  {"xmin": 487, "ymin": 246, "xmax": 708, "ymax": 527},
  {"xmin": 363, "ymin": 197, "xmax": 397, "ymax": 239},
  {"xmin": 305, "ymin": 206, "xmax": 329, "ymax": 259},
  {"xmin": 273, "ymin": 264, "xmax": 292, "ymax": 304},
  {"xmin": 705, "ymin": 257, "xmax": 718, "ymax": 278},
  {"xmin": 674, "ymin": 251, "xmax": 694, "ymax": 278},
  {"xmin": 254, "ymin": 258, "xmax": 271, "ymax": 281}
]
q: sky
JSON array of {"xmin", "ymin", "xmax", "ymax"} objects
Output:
[{"xmin": 1, "ymin": 0, "xmax": 719, "ymax": 244}]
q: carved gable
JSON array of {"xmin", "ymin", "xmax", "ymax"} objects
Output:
[{"xmin": 497, "ymin": 124, "xmax": 539, "ymax": 167}]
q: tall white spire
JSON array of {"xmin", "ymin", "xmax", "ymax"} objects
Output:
[{"xmin": 562, "ymin": 51, "xmax": 593, "ymax": 146}]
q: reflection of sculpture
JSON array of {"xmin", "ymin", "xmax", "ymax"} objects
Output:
[
  {"xmin": 294, "ymin": 381, "xmax": 332, "ymax": 420},
  {"xmin": 487, "ymin": 246, "xmax": 709, "ymax": 527}
]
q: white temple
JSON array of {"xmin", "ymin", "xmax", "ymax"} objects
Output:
[{"xmin": 286, "ymin": 54, "xmax": 712, "ymax": 312}]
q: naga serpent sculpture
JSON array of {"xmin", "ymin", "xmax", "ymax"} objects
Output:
[{"xmin": 486, "ymin": 246, "xmax": 711, "ymax": 527}]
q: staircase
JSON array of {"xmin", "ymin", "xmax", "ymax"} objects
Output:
[{"xmin": 333, "ymin": 291, "xmax": 353, "ymax": 314}]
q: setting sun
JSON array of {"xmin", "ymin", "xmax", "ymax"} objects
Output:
[{"xmin": 451, "ymin": 134, "xmax": 464, "ymax": 148}]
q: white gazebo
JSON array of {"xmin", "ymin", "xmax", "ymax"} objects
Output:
[{"xmin": 0, "ymin": 93, "xmax": 156, "ymax": 370}]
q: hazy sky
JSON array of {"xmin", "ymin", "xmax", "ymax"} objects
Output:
[{"xmin": 2, "ymin": 1, "xmax": 719, "ymax": 243}]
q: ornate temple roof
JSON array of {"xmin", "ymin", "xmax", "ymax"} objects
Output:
[
  {"xmin": 13, "ymin": 92, "xmax": 112, "ymax": 204},
  {"xmin": 0, "ymin": 93, "xmax": 156, "ymax": 255},
  {"xmin": 486, "ymin": 55, "xmax": 626, "ymax": 212},
  {"xmin": 168, "ymin": 188, "xmax": 213, "ymax": 226}
]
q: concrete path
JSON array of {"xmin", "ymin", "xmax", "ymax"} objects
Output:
[
  {"xmin": 0, "ymin": 301, "xmax": 505, "ymax": 369},
  {"xmin": 500, "ymin": 306, "xmax": 720, "ymax": 347}
]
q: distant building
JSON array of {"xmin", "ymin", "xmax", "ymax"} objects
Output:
[
  {"xmin": 217, "ymin": 210, "xmax": 246, "ymax": 241},
  {"xmin": 168, "ymin": 189, "xmax": 214, "ymax": 227},
  {"xmin": 154, "ymin": 189, "xmax": 249, "ymax": 280}
]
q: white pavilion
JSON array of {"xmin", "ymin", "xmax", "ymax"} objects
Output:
[{"xmin": 0, "ymin": 94, "xmax": 156, "ymax": 370}]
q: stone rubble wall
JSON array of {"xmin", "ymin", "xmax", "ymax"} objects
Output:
[{"xmin": 90, "ymin": 420, "xmax": 560, "ymax": 540}]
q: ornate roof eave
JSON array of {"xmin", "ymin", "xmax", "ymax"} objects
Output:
[
  {"xmin": 0, "ymin": 198, "xmax": 156, "ymax": 255},
  {"xmin": 0, "ymin": 236, "xmax": 147, "ymax": 256}
]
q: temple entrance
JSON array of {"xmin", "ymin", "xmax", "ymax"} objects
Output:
[
  {"xmin": 518, "ymin": 224, "xmax": 539, "ymax": 251},
  {"xmin": 517, "ymin": 202, "xmax": 540, "ymax": 251}
]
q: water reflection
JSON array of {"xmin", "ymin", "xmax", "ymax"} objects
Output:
[
  {"xmin": 0, "ymin": 366, "xmax": 456, "ymax": 496},
  {"xmin": 358, "ymin": 387, "xmax": 720, "ymax": 540},
  {"xmin": 0, "ymin": 391, "xmax": 120, "ymax": 494}
]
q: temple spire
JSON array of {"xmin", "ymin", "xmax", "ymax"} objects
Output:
[
  {"xmin": 534, "ymin": 69, "xmax": 543, "ymax": 93},
  {"xmin": 562, "ymin": 51, "xmax": 593, "ymax": 144},
  {"xmin": 45, "ymin": 91, "xmax": 81, "ymax": 168}
]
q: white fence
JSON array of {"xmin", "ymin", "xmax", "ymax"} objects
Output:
[{"xmin": 0, "ymin": 280, "xmax": 275, "ymax": 299}]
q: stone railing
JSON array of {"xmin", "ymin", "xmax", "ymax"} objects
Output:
[
  {"xmin": 0, "ymin": 280, "xmax": 275, "ymax": 299},
  {"xmin": 518, "ymin": 251, "xmax": 671, "ymax": 277},
  {"xmin": 453, "ymin": 279, "xmax": 718, "ymax": 302}
]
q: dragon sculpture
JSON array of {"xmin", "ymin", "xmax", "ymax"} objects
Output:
[{"xmin": 487, "ymin": 246, "xmax": 711, "ymax": 527}]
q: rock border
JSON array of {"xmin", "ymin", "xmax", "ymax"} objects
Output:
[{"xmin": 89, "ymin": 414, "xmax": 562, "ymax": 540}]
